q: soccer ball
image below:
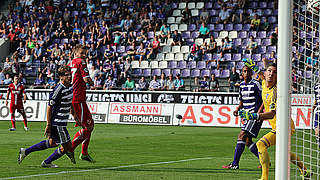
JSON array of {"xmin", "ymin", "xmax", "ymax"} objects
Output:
[{"xmin": 308, "ymin": 0, "xmax": 320, "ymax": 14}]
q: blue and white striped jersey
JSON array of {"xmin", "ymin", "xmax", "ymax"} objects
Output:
[
  {"xmin": 49, "ymin": 82, "xmax": 73, "ymax": 126},
  {"xmin": 314, "ymin": 84, "xmax": 320, "ymax": 106},
  {"xmin": 239, "ymin": 79, "xmax": 262, "ymax": 113}
]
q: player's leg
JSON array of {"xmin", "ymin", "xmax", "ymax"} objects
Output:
[
  {"xmin": 256, "ymin": 131, "xmax": 276, "ymax": 180},
  {"xmin": 10, "ymin": 104, "xmax": 16, "ymax": 131},
  {"xmin": 69, "ymin": 102, "xmax": 86, "ymax": 152},
  {"xmin": 224, "ymin": 130, "xmax": 246, "ymax": 169},
  {"xmin": 246, "ymin": 137, "xmax": 259, "ymax": 159},
  {"xmin": 18, "ymin": 108, "xmax": 28, "ymax": 131},
  {"xmin": 18, "ymin": 138, "xmax": 57, "ymax": 164}
]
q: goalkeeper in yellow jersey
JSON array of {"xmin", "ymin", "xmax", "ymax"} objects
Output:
[{"xmin": 239, "ymin": 59, "xmax": 311, "ymax": 180}]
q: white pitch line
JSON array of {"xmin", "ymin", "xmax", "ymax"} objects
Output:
[{"xmin": 0, "ymin": 157, "xmax": 213, "ymax": 180}]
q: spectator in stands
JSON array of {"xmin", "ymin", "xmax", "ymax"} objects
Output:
[
  {"xmin": 217, "ymin": 4, "xmax": 231, "ymax": 24},
  {"xmin": 292, "ymin": 68, "xmax": 301, "ymax": 93},
  {"xmin": 229, "ymin": 67, "xmax": 241, "ymax": 92},
  {"xmin": 113, "ymin": 31, "xmax": 123, "ymax": 46},
  {"xmin": 250, "ymin": 14, "xmax": 261, "ymax": 31},
  {"xmin": 33, "ymin": 44, "xmax": 44, "ymax": 61},
  {"xmin": 174, "ymin": 74, "xmax": 184, "ymax": 91},
  {"xmin": 207, "ymin": 35, "xmax": 218, "ymax": 54},
  {"xmin": 245, "ymin": 35, "xmax": 258, "ymax": 54},
  {"xmin": 8, "ymin": 30, "xmax": 17, "ymax": 53},
  {"xmin": 21, "ymin": 49, "xmax": 32, "ymax": 68},
  {"xmin": 147, "ymin": 35, "xmax": 160, "ymax": 59},
  {"xmin": 137, "ymin": 28, "xmax": 148, "ymax": 44},
  {"xmin": 198, "ymin": 22, "xmax": 210, "ymax": 39},
  {"xmin": 270, "ymin": 27, "xmax": 278, "ymax": 46},
  {"xmin": 3, "ymin": 74, "xmax": 12, "ymax": 85},
  {"xmin": 159, "ymin": 73, "xmax": 167, "ymax": 90},
  {"xmin": 46, "ymin": 74, "xmax": 58, "ymax": 89},
  {"xmin": 92, "ymin": 75, "xmax": 104, "ymax": 90},
  {"xmin": 209, "ymin": 74, "xmax": 219, "ymax": 92},
  {"xmin": 104, "ymin": 75, "xmax": 116, "ymax": 90},
  {"xmin": 199, "ymin": 8, "xmax": 209, "ymax": 24},
  {"xmin": 32, "ymin": 73, "xmax": 45, "ymax": 89},
  {"xmin": 88, "ymin": 43, "xmax": 98, "ymax": 62},
  {"xmin": 135, "ymin": 42, "xmax": 147, "ymax": 64},
  {"xmin": 181, "ymin": 7, "xmax": 191, "ymax": 24},
  {"xmin": 260, "ymin": 17, "xmax": 270, "ymax": 31},
  {"xmin": 47, "ymin": 59, "xmax": 57, "ymax": 78},
  {"xmin": 137, "ymin": 76, "xmax": 148, "ymax": 91},
  {"xmin": 15, "ymin": 42, "xmax": 26, "ymax": 60},
  {"xmin": 12, "ymin": 57, "xmax": 20, "ymax": 75},
  {"xmin": 124, "ymin": 15, "xmax": 133, "ymax": 32},
  {"xmin": 3, "ymin": 57, "xmax": 12, "ymax": 74},
  {"xmin": 262, "ymin": 51, "xmax": 277, "ymax": 68},
  {"xmin": 171, "ymin": 30, "xmax": 182, "ymax": 46},
  {"xmin": 127, "ymin": 31, "xmax": 136, "ymax": 46},
  {"xmin": 159, "ymin": 23, "xmax": 170, "ymax": 43},
  {"xmin": 127, "ymin": 43, "xmax": 138, "ymax": 61},
  {"xmin": 246, "ymin": 8, "xmax": 262, "ymax": 24},
  {"xmin": 123, "ymin": 75, "xmax": 135, "ymax": 90},
  {"xmin": 305, "ymin": 53, "xmax": 318, "ymax": 71},
  {"xmin": 104, "ymin": 44, "xmax": 116, "ymax": 62},
  {"xmin": 166, "ymin": 74, "xmax": 175, "ymax": 91},
  {"xmin": 222, "ymin": 37, "xmax": 233, "ymax": 54},
  {"xmin": 199, "ymin": 75, "xmax": 210, "ymax": 92},
  {"xmin": 149, "ymin": 75, "xmax": 161, "ymax": 91},
  {"xmin": 0, "ymin": 68, "xmax": 5, "ymax": 85}
]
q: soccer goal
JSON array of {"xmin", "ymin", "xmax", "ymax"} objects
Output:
[{"xmin": 279, "ymin": 0, "xmax": 320, "ymax": 179}]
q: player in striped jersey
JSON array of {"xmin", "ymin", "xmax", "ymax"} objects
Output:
[
  {"xmin": 312, "ymin": 83, "xmax": 320, "ymax": 146},
  {"xmin": 18, "ymin": 66, "xmax": 81, "ymax": 168},
  {"xmin": 222, "ymin": 66, "xmax": 263, "ymax": 169},
  {"xmin": 239, "ymin": 60, "xmax": 310, "ymax": 179}
]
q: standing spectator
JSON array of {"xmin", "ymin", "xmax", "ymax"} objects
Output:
[
  {"xmin": 171, "ymin": 30, "xmax": 182, "ymax": 46},
  {"xmin": 222, "ymin": 37, "xmax": 233, "ymax": 54},
  {"xmin": 149, "ymin": 75, "xmax": 160, "ymax": 91},
  {"xmin": 123, "ymin": 75, "xmax": 135, "ymax": 90},
  {"xmin": 229, "ymin": 67, "xmax": 241, "ymax": 92},
  {"xmin": 0, "ymin": 68, "xmax": 5, "ymax": 85},
  {"xmin": 92, "ymin": 75, "xmax": 103, "ymax": 90},
  {"xmin": 88, "ymin": 43, "xmax": 98, "ymax": 62},
  {"xmin": 174, "ymin": 74, "xmax": 184, "ymax": 91},
  {"xmin": 209, "ymin": 74, "xmax": 219, "ymax": 92},
  {"xmin": 198, "ymin": 22, "xmax": 210, "ymax": 39},
  {"xmin": 104, "ymin": 44, "xmax": 116, "ymax": 62}
]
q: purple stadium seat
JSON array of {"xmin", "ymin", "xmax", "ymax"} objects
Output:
[
  {"xmin": 298, "ymin": 46, "xmax": 304, "ymax": 53},
  {"xmin": 162, "ymin": 69, "xmax": 171, "ymax": 77},
  {"xmin": 186, "ymin": 38, "xmax": 194, "ymax": 46},
  {"xmin": 152, "ymin": 69, "xmax": 161, "ymax": 76},
  {"xmin": 259, "ymin": 46, "xmax": 267, "ymax": 54},
  {"xmin": 220, "ymin": 70, "xmax": 230, "ymax": 78},
  {"xmin": 191, "ymin": 69, "xmax": 200, "ymax": 77},
  {"xmin": 236, "ymin": 62, "xmax": 244, "ymax": 70},
  {"xmin": 60, "ymin": 38, "xmax": 69, "ymax": 45},
  {"xmin": 201, "ymin": 69, "xmax": 210, "ymax": 77},
  {"xmin": 211, "ymin": 16, "xmax": 219, "ymax": 24},
  {"xmin": 267, "ymin": 46, "xmax": 277, "ymax": 53},
  {"xmin": 224, "ymin": 24, "xmax": 233, "ymax": 31},
  {"xmin": 234, "ymin": 24, "xmax": 242, "ymax": 31},
  {"xmin": 117, "ymin": 46, "xmax": 125, "ymax": 53},
  {"xmin": 258, "ymin": 31, "xmax": 267, "ymax": 39},
  {"xmin": 132, "ymin": 69, "xmax": 142, "ymax": 77},
  {"xmin": 268, "ymin": 2, "xmax": 274, "ymax": 8},
  {"xmin": 208, "ymin": 10, "xmax": 216, "ymax": 16},
  {"xmin": 232, "ymin": 54, "xmax": 242, "ymax": 61},
  {"xmin": 268, "ymin": 16, "xmax": 277, "ymax": 24},
  {"xmin": 255, "ymin": 38, "xmax": 261, "ymax": 45},
  {"xmin": 248, "ymin": 31, "xmax": 257, "ymax": 38},
  {"xmin": 304, "ymin": 71, "xmax": 312, "ymax": 79},
  {"xmin": 188, "ymin": 24, "xmax": 196, "ymax": 31},
  {"xmin": 111, "ymin": 46, "xmax": 117, "ymax": 52},
  {"xmin": 259, "ymin": 2, "xmax": 267, "ymax": 8},
  {"xmin": 262, "ymin": 39, "xmax": 271, "ymax": 46},
  {"xmin": 177, "ymin": 61, "xmax": 187, "ymax": 69},
  {"xmin": 208, "ymin": 24, "xmax": 215, "ymax": 31},
  {"xmin": 292, "ymin": 46, "xmax": 297, "ymax": 53},
  {"xmin": 299, "ymin": 31, "xmax": 306, "ymax": 39},
  {"xmin": 210, "ymin": 69, "xmax": 219, "ymax": 77},
  {"xmin": 238, "ymin": 31, "xmax": 247, "ymax": 39},
  {"xmin": 197, "ymin": 61, "xmax": 206, "ymax": 69},
  {"xmin": 215, "ymin": 24, "xmax": 224, "ymax": 31},
  {"xmin": 188, "ymin": 61, "xmax": 197, "ymax": 69},
  {"xmin": 111, "ymin": 3, "xmax": 118, "ymax": 10},
  {"xmin": 242, "ymin": 39, "xmax": 249, "ymax": 46},
  {"xmin": 191, "ymin": 31, "xmax": 199, "ymax": 39},
  {"xmin": 171, "ymin": 3, "xmax": 177, "ymax": 9},
  {"xmin": 233, "ymin": 38, "xmax": 242, "ymax": 47},
  {"xmin": 172, "ymin": 69, "xmax": 181, "ymax": 77},
  {"xmin": 212, "ymin": 53, "xmax": 221, "ymax": 60},
  {"xmin": 168, "ymin": 61, "xmax": 177, "ymax": 69},
  {"xmin": 213, "ymin": 2, "xmax": 221, "ymax": 9},
  {"xmin": 242, "ymin": 54, "xmax": 251, "ymax": 59},
  {"xmin": 224, "ymin": 53, "xmax": 232, "ymax": 61},
  {"xmin": 243, "ymin": 24, "xmax": 251, "ymax": 31},
  {"xmin": 252, "ymin": 54, "xmax": 261, "ymax": 61},
  {"xmin": 147, "ymin": 32, "xmax": 154, "ymax": 39},
  {"xmin": 203, "ymin": 53, "xmax": 212, "ymax": 61},
  {"xmin": 135, "ymin": 24, "xmax": 142, "ymax": 31},
  {"xmin": 181, "ymin": 69, "xmax": 190, "ymax": 77},
  {"xmin": 182, "ymin": 31, "xmax": 191, "ymax": 39},
  {"xmin": 263, "ymin": 9, "xmax": 273, "ymax": 16},
  {"xmin": 143, "ymin": 69, "xmax": 151, "ymax": 77},
  {"xmin": 248, "ymin": 2, "xmax": 258, "ymax": 9},
  {"xmin": 206, "ymin": 2, "xmax": 213, "ymax": 9},
  {"xmin": 213, "ymin": 32, "xmax": 219, "ymax": 39}
]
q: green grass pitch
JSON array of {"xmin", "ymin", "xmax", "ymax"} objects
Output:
[{"xmin": 0, "ymin": 121, "xmax": 280, "ymax": 180}]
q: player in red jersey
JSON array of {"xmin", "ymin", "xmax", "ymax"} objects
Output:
[
  {"xmin": 6, "ymin": 75, "xmax": 28, "ymax": 131},
  {"xmin": 66, "ymin": 45, "xmax": 95, "ymax": 163}
]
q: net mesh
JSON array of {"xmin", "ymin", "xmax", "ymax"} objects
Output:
[{"xmin": 291, "ymin": 0, "xmax": 320, "ymax": 179}]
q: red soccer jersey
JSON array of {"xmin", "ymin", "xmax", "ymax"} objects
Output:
[
  {"xmin": 8, "ymin": 83, "xmax": 25, "ymax": 106},
  {"xmin": 68, "ymin": 58, "xmax": 90, "ymax": 103}
]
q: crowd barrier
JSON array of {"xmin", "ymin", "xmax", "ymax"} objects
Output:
[{"xmin": 0, "ymin": 89, "xmax": 313, "ymax": 129}]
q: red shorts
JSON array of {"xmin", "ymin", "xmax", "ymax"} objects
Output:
[
  {"xmin": 72, "ymin": 102, "xmax": 94, "ymax": 127},
  {"xmin": 10, "ymin": 103, "xmax": 24, "ymax": 114}
]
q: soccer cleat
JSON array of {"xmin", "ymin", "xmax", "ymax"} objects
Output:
[
  {"xmin": 300, "ymin": 169, "xmax": 312, "ymax": 179},
  {"xmin": 79, "ymin": 154, "xmax": 96, "ymax": 163},
  {"xmin": 41, "ymin": 161, "xmax": 58, "ymax": 168},
  {"xmin": 66, "ymin": 151, "xmax": 76, "ymax": 164},
  {"xmin": 222, "ymin": 163, "xmax": 239, "ymax": 169},
  {"xmin": 10, "ymin": 128, "xmax": 16, "ymax": 131},
  {"xmin": 18, "ymin": 148, "xmax": 26, "ymax": 164},
  {"xmin": 24, "ymin": 127, "xmax": 29, "ymax": 131}
]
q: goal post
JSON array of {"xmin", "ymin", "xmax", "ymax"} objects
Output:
[{"xmin": 276, "ymin": 0, "xmax": 292, "ymax": 179}]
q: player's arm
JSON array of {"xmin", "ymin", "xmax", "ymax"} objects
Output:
[
  {"xmin": 257, "ymin": 103, "xmax": 264, "ymax": 113},
  {"xmin": 23, "ymin": 87, "xmax": 26, "ymax": 103},
  {"xmin": 242, "ymin": 58, "xmax": 265, "ymax": 80},
  {"xmin": 70, "ymin": 104, "xmax": 84, "ymax": 128},
  {"xmin": 45, "ymin": 105, "xmax": 52, "ymax": 137},
  {"xmin": 233, "ymin": 100, "xmax": 243, "ymax": 116},
  {"xmin": 5, "ymin": 86, "xmax": 10, "ymax": 106},
  {"xmin": 80, "ymin": 61, "xmax": 94, "ymax": 86},
  {"xmin": 257, "ymin": 110, "xmax": 276, "ymax": 121}
]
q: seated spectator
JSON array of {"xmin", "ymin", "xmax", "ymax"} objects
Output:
[
  {"xmin": 305, "ymin": 53, "xmax": 318, "ymax": 71},
  {"xmin": 127, "ymin": 31, "xmax": 136, "ymax": 46},
  {"xmin": 15, "ymin": 41, "xmax": 26, "ymax": 60},
  {"xmin": 159, "ymin": 23, "xmax": 170, "ymax": 43},
  {"xmin": 88, "ymin": 43, "xmax": 98, "ymax": 62},
  {"xmin": 229, "ymin": 67, "xmax": 241, "ymax": 92},
  {"xmin": 198, "ymin": 22, "xmax": 210, "ymax": 39},
  {"xmin": 21, "ymin": 49, "xmax": 32, "ymax": 69},
  {"xmin": 262, "ymin": 51, "xmax": 277, "ymax": 68},
  {"xmin": 33, "ymin": 44, "xmax": 44, "ymax": 61},
  {"xmin": 18, "ymin": 72, "xmax": 26, "ymax": 85},
  {"xmin": 270, "ymin": 27, "xmax": 278, "ymax": 46},
  {"xmin": 0, "ymin": 68, "xmax": 5, "ymax": 85},
  {"xmin": 199, "ymin": 75, "xmax": 210, "ymax": 92},
  {"xmin": 104, "ymin": 75, "xmax": 116, "ymax": 90},
  {"xmin": 135, "ymin": 43, "xmax": 147, "ymax": 63},
  {"xmin": 147, "ymin": 35, "xmax": 160, "ymax": 59},
  {"xmin": 171, "ymin": 30, "xmax": 182, "ymax": 46},
  {"xmin": 127, "ymin": 43, "xmax": 138, "ymax": 61},
  {"xmin": 208, "ymin": 35, "xmax": 218, "ymax": 53},
  {"xmin": 113, "ymin": 31, "xmax": 123, "ymax": 46},
  {"xmin": 250, "ymin": 14, "xmax": 261, "ymax": 31},
  {"xmin": 260, "ymin": 17, "xmax": 270, "ymax": 31},
  {"xmin": 174, "ymin": 74, "xmax": 184, "ymax": 91},
  {"xmin": 136, "ymin": 28, "xmax": 148, "ymax": 44},
  {"xmin": 92, "ymin": 75, "xmax": 103, "ymax": 90},
  {"xmin": 222, "ymin": 37, "xmax": 233, "ymax": 54},
  {"xmin": 3, "ymin": 74, "xmax": 12, "ymax": 85},
  {"xmin": 187, "ymin": 44, "xmax": 203, "ymax": 61},
  {"xmin": 46, "ymin": 75, "xmax": 57, "ymax": 89},
  {"xmin": 149, "ymin": 75, "xmax": 161, "ymax": 91},
  {"xmin": 199, "ymin": 8, "xmax": 209, "ymax": 24},
  {"xmin": 209, "ymin": 74, "xmax": 219, "ymax": 92},
  {"xmin": 32, "ymin": 73, "xmax": 45, "ymax": 89},
  {"xmin": 159, "ymin": 73, "xmax": 167, "ymax": 90},
  {"xmin": 245, "ymin": 35, "xmax": 258, "ymax": 54},
  {"xmin": 217, "ymin": 4, "xmax": 231, "ymax": 24},
  {"xmin": 137, "ymin": 76, "xmax": 148, "ymax": 91},
  {"xmin": 166, "ymin": 74, "xmax": 175, "ymax": 91},
  {"xmin": 3, "ymin": 57, "xmax": 13, "ymax": 74},
  {"xmin": 104, "ymin": 44, "xmax": 116, "ymax": 62},
  {"xmin": 181, "ymin": 7, "xmax": 191, "ymax": 24},
  {"xmin": 124, "ymin": 15, "xmax": 133, "ymax": 32},
  {"xmin": 123, "ymin": 75, "xmax": 135, "ymax": 90}
]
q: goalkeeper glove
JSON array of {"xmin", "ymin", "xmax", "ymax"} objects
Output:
[
  {"xmin": 242, "ymin": 58, "xmax": 260, "ymax": 73},
  {"xmin": 239, "ymin": 110, "xmax": 259, "ymax": 121}
]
